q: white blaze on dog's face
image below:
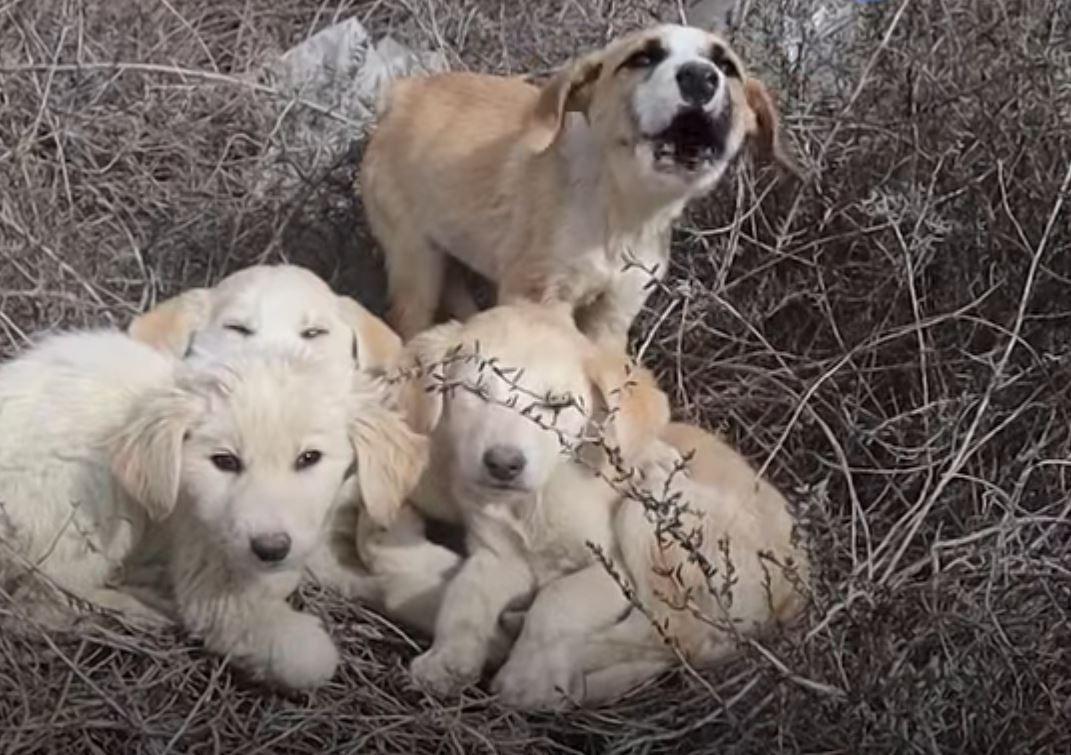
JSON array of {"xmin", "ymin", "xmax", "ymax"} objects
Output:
[
  {"xmin": 110, "ymin": 344, "xmax": 428, "ymax": 575},
  {"xmin": 537, "ymin": 24, "xmax": 788, "ymax": 200},
  {"xmin": 598, "ymin": 25, "xmax": 753, "ymax": 194},
  {"xmin": 400, "ymin": 304, "xmax": 670, "ymax": 504},
  {"xmin": 128, "ymin": 264, "xmax": 401, "ymax": 372}
]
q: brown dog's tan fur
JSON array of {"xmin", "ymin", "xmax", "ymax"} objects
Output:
[{"xmin": 361, "ymin": 24, "xmax": 795, "ymax": 349}]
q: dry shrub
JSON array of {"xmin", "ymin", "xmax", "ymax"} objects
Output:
[{"xmin": 1, "ymin": 0, "xmax": 1069, "ymax": 753}]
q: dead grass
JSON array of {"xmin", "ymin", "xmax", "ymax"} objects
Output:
[{"xmin": 1, "ymin": 0, "xmax": 1070, "ymax": 752}]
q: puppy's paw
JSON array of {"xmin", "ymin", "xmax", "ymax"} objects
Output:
[
  {"xmin": 260, "ymin": 611, "xmax": 340, "ymax": 690},
  {"xmin": 491, "ymin": 645, "xmax": 582, "ymax": 711},
  {"xmin": 409, "ymin": 643, "xmax": 482, "ymax": 698}
]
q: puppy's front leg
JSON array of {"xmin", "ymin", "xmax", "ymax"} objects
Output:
[
  {"xmin": 409, "ymin": 549, "xmax": 534, "ymax": 697},
  {"xmin": 492, "ymin": 564, "xmax": 630, "ymax": 709},
  {"xmin": 174, "ymin": 556, "xmax": 339, "ymax": 691},
  {"xmin": 356, "ymin": 504, "xmax": 463, "ymax": 636}
]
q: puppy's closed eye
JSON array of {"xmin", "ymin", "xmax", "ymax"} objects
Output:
[{"xmin": 224, "ymin": 323, "xmax": 254, "ymax": 337}]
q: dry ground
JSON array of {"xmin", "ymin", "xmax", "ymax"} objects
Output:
[{"xmin": 1, "ymin": 0, "xmax": 1069, "ymax": 753}]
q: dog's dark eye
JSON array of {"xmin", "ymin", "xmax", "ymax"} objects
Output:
[
  {"xmin": 709, "ymin": 46, "xmax": 739, "ymax": 78},
  {"xmin": 295, "ymin": 450, "xmax": 322, "ymax": 471},
  {"xmin": 621, "ymin": 41, "xmax": 666, "ymax": 71},
  {"xmin": 210, "ymin": 452, "xmax": 243, "ymax": 474},
  {"xmin": 224, "ymin": 323, "xmax": 254, "ymax": 337},
  {"xmin": 301, "ymin": 326, "xmax": 328, "ymax": 340}
]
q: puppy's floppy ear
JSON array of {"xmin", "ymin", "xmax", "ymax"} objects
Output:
[
  {"xmin": 349, "ymin": 380, "xmax": 430, "ymax": 527},
  {"xmin": 337, "ymin": 295, "xmax": 404, "ymax": 372},
  {"xmin": 743, "ymin": 78, "xmax": 802, "ymax": 178},
  {"xmin": 525, "ymin": 54, "xmax": 603, "ymax": 152},
  {"xmin": 128, "ymin": 288, "xmax": 211, "ymax": 357},
  {"xmin": 109, "ymin": 385, "xmax": 202, "ymax": 521},
  {"xmin": 395, "ymin": 320, "xmax": 465, "ymax": 435},
  {"xmin": 585, "ymin": 351, "xmax": 670, "ymax": 464}
]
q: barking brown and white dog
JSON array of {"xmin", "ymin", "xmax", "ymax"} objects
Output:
[{"xmin": 361, "ymin": 24, "xmax": 797, "ymax": 348}]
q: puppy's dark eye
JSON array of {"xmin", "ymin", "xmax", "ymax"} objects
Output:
[
  {"xmin": 210, "ymin": 452, "xmax": 243, "ymax": 474},
  {"xmin": 621, "ymin": 41, "xmax": 666, "ymax": 71},
  {"xmin": 295, "ymin": 450, "xmax": 322, "ymax": 471},
  {"xmin": 709, "ymin": 46, "xmax": 739, "ymax": 78},
  {"xmin": 224, "ymin": 323, "xmax": 254, "ymax": 337},
  {"xmin": 300, "ymin": 326, "xmax": 329, "ymax": 340}
]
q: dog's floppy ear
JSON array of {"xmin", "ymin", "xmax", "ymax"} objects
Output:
[
  {"xmin": 337, "ymin": 295, "xmax": 404, "ymax": 373},
  {"xmin": 743, "ymin": 78, "xmax": 802, "ymax": 178},
  {"xmin": 525, "ymin": 55, "xmax": 604, "ymax": 152},
  {"xmin": 109, "ymin": 385, "xmax": 202, "ymax": 521},
  {"xmin": 349, "ymin": 380, "xmax": 430, "ymax": 527},
  {"xmin": 128, "ymin": 288, "xmax": 211, "ymax": 357},
  {"xmin": 395, "ymin": 320, "xmax": 465, "ymax": 435},
  {"xmin": 585, "ymin": 351, "xmax": 670, "ymax": 464}
]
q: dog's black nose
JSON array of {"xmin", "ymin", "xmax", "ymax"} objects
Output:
[
  {"xmin": 250, "ymin": 532, "xmax": 292, "ymax": 563},
  {"xmin": 483, "ymin": 445, "xmax": 526, "ymax": 482},
  {"xmin": 676, "ymin": 62, "xmax": 719, "ymax": 106}
]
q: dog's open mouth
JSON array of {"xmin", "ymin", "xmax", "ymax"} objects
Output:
[{"xmin": 648, "ymin": 108, "xmax": 728, "ymax": 172}]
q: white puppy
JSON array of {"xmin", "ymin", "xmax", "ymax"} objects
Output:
[
  {"xmin": 394, "ymin": 302, "xmax": 669, "ymax": 696},
  {"xmin": 0, "ymin": 330, "xmax": 426, "ymax": 689},
  {"xmin": 129, "ymin": 263, "xmax": 401, "ymax": 372},
  {"xmin": 127, "ymin": 263, "xmax": 460, "ymax": 637},
  {"xmin": 395, "ymin": 303, "xmax": 808, "ymax": 705}
]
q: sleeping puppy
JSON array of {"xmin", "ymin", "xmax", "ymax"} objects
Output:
[
  {"xmin": 0, "ymin": 331, "xmax": 426, "ymax": 689},
  {"xmin": 129, "ymin": 263, "xmax": 401, "ymax": 373},
  {"xmin": 393, "ymin": 302, "xmax": 669, "ymax": 696},
  {"xmin": 491, "ymin": 421, "xmax": 810, "ymax": 709},
  {"xmin": 128, "ymin": 264, "xmax": 461, "ymax": 637},
  {"xmin": 361, "ymin": 24, "xmax": 798, "ymax": 348}
]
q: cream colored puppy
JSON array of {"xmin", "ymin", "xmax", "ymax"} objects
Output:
[
  {"xmin": 129, "ymin": 263, "xmax": 401, "ymax": 372},
  {"xmin": 393, "ymin": 303, "xmax": 669, "ymax": 696},
  {"xmin": 491, "ymin": 421, "xmax": 810, "ymax": 709},
  {"xmin": 362, "ymin": 24, "xmax": 796, "ymax": 347},
  {"xmin": 128, "ymin": 263, "xmax": 461, "ymax": 637},
  {"xmin": 0, "ymin": 331, "xmax": 425, "ymax": 689}
]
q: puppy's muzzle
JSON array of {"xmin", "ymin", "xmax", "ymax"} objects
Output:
[
  {"xmin": 250, "ymin": 532, "xmax": 292, "ymax": 563},
  {"xmin": 676, "ymin": 61, "xmax": 719, "ymax": 108},
  {"xmin": 483, "ymin": 444, "xmax": 526, "ymax": 483}
]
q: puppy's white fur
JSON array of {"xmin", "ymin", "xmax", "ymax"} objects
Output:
[
  {"xmin": 0, "ymin": 330, "xmax": 426, "ymax": 689},
  {"xmin": 127, "ymin": 263, "xmax": 459, "ymax": 638},
  {"xmin": 395, "ymin": 303, "xmax": 669, "ymax": 696},
  {"xmin": 395, "ymin": 303, "xmax": 808, "ymax": 705},
  {"xmin": 129, "ymin": 263, "xmax": 401, "ymax": 372},
  {"xmin": 491, "ymin": 422, "xmax": 809, "ymax": 709},
  {"xmin": 362, "ymin": 24, "xmax": 796, "ymax": 348}
]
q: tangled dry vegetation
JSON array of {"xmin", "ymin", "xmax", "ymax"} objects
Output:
[{"xmin": 1, "ymin": 0, "xmax": 1069, "ymax": 752}]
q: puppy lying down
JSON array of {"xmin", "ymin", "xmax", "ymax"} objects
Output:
[
  {"xmin": 0, "ymin": 329, "xmax": 426, "ymax": 690},
  {"xmin": 126, "ymin": 263, "xmax": 465, "ymax": 637},
  {"xmin": 396, "ymin": 302, "xmax": 809, "ymax": 706}
]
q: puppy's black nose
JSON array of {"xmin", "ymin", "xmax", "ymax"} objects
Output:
[
  {"xmin": 250, "ymin": 532, "xmax": 291, "ymax": 563},
  {"xmin": 676, "ymin": 62, "xmax": 719, "ymax": 106},
  {"xmin": 483, "ymin": 445, "xmax": 526, "ymax": 482}
]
